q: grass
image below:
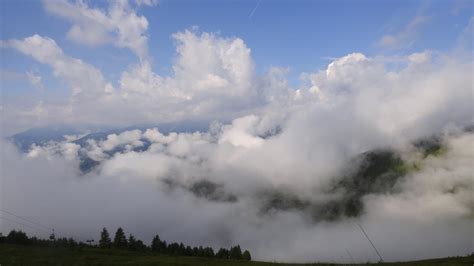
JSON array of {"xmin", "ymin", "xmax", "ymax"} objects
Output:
[{"xmin": 0, "ymin": 244, "xmax": 472, "ymax": 266}]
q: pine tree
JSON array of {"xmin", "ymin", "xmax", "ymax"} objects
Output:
[
  {"xmin": 242, "ymin": 250, "xmax": 252, "ymax": 261},
  {"xmin": 6, "ymin": 230, "xmax": 29, "ymax": 245},
  {"xmin": 179, "ymin": 243, "xmax": 186, "ymax": 255},
  {"xmin": 203, "ymin": 247, "xmax": 215, "ymax": 257},
  {"xmin": 128, "ymin": 234, "xmax": 137, "ymax": 251},
  {"xmin": 99, "ymin": 227, "xmax": 112, "ymax": 249},
  {"xmin": 229, "ymin": 245, "xmax": 242, "ymax": 260},
  {"xmin": 135, "ymin": 239, "xmax": 146, "ymax": 251},
  {"xmin": 151, "ymin": 234, "xmax": 162, "ymax": 252},
  {"xmin": 216, "ymin": 248, "xmax": 230, "ymax": 259},
  {"xmin": 185, "ymin": 245, "xmax": 193, "ymax": 256},
  {"xmin": 152, "ymin": 235, "xmax": 169, "ymax": 253},
  {"xmin": 113, "ymin": 227, "xmax": 128, "ymax": 249}
]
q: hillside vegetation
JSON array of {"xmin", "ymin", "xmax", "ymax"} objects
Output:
[{"xmin": 1, "ymin": 244, "xmax": 473, "ymax": 266}]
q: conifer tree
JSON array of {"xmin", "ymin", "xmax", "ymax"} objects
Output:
[
  {"xmin": 99, "ymin": 227, "xmax": 111, "ymax": 249},
  {"xmin": 216, "ymin": 248, "xmax": 230, "ymax": 259},
  {"xmin": 128, "ymin": 234, "xmax": 137, "ymax": 250},
  {"xmin": 242, "ymin": 250, "xmax": 252, "ymax": 261},
  {"xmin": 229, "ymin": 245, "xmax": 242, "ymax": 259},
  {"xmin": 151, "ymin": 234, "xmax": 162, "ymax": 252},
  {"xmin": 113, "ymin": 227, "xmax": 128, "ymax": 249}
]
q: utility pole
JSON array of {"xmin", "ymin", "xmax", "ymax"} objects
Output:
[
  {"xmin": 86, "ymin": 239, "xmax": 95, "ymax": 247},
  {"xmin": 358, "ymin": 223, "xmax": 383, "ymax": 263}
]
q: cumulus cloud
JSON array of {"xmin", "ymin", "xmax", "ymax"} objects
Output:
[
  {"xmin": 219, "ymin": 115, "xmax": 264, "ymax": 148},
  {"xmin": 171, "ymin": 30, "xmax": 255, "ymax": 98},
  {"xmin": 5, "ymin": 32, "xmax": 472, "ymax": 139},
  {"xmin": 3, "ymin": 28, "xmax": 266, "ymax": 131},
  {"xmin": 43, "ymin": 0, "xmax": 151, "ymax": 61},
  {"xmin": 302, "ymin": 52, "xmax": 473, "ymax": 142},
  {"xmin": 4, "ymin": 35, "xmax": 114, "ymax": 99}
]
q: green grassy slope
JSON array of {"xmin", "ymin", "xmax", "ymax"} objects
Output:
[{"xmin": 0, "ymin": 244, "xmax": 472, "ymax": 266}]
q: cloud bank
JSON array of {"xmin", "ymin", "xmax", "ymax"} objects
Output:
[{"xmin": 1, "ymin": 126, "xmax": 473, "ymax": 263}]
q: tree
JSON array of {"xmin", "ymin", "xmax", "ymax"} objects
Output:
[
  {"xmin": 167, "ymin": 242, "xmax": 182, "ymax": 255},
  {"xmin": 126, "ymin": 234, "xmax": 146, "ymax": 251},
  {"xmin": 216, "ymin": 248, "xmax": 229, "ymax": 259},
  {"xmin": 185, "ymin": 245, "xmax": 193, "ymax": 256},
  {"xmin": 179, "ymin": 243, "xmax": 186, "ymax": 255},
  {"xmin": 229, "ymin": 245, "xmax": 242, "ymax": 260},
  {"xmin": 151, "ymin": 234, "xmax": 162, "ymax": 252},
  {"xmin": 68, "ymin": 237, "xmax": 78, "ymax": 250},
  {"xmin": 151, "ymin": 234, "xmax": 169, "ymax": 253},
  {"xmin": 134, "ymin": 239, "xmax": 147, "ymax": 251},
  {"xmin": 203, "ymin": 247, "xmax": 215, "ymax": 257},
  {"xmin": 192, "ymin": 247, "xmax": 199, "ymax": 256},
  {"xmin": 242, "ymin": 250, "xmax": 252, "ymax": 261},
  {"xmin": 128, "ymin": 234, "xmax": 137, "ymax": 250},
  {"xmin": 99, "ymin": 227, "xmax": 112, "ymax": 249},
  {"xmin": 6, "ymin": 230, "xmax": 29, "ymax": 245},
  {"xmin": 113, "ymin": 227, "xmax": 128, "ymax": 249}
]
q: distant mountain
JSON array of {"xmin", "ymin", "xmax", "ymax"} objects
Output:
[
  {"xmin": 8, "ymin": 125, "xmax": 89, "ymax": 152},
  {"xmin": 8, "ymin": 121, "xmax": 211, "ymax": 152},
  {"xmin": 173, "ymin": 135, "xmax": 448, "ymax": 223},
  {"xmin": 8, "ymin": 121, "xmax": 212, "ymax": 174}
]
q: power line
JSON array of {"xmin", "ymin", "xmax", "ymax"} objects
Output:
[
  {"xmin": 0, "ymin": 209, "xmax": 53, "ymax": 231},
  {"xmin": 0, "ymin": 216, "xmax": 51, "ymax": 235},
  {"xmin": 357, "ymin": 223, "xmax": 384, "ymax": 262},
  {"xmin": 345, "ymin": 248, "xmax": 355, "ymax": 264},
  {"xmin": 0, "ymin": 208, "xmax": 91, "ymax": 243}
]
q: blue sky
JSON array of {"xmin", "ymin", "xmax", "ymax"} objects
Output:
[{"xmin": 1, "ymin": 0, "xmax": 471, "ymax": 94}]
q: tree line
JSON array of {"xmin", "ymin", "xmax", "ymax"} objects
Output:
[{"xmin": 0, "ymin": 228, "xmax": 251, "ymax": 261}]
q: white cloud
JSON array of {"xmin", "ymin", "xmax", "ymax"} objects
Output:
[
  {"xmin": 3, "ymin": 125, "xmax": 473, "ymax": 262},
  {"xmin": 144, "ymin": 128, "xmax": 178, "ymax": 144},
  {"xmin": 26, "ymin": 141, "xmax": 80, "ymax": 162},
  {"xmin": 115, "ymin": 29, "xmax": 261, "ymax": 124},
  {"xmin": 219, "ymin": 115, "xmax": 264, "ymax": 148},
  {"xmin": 3, "ymin": 30, "xmax": 472, "ymax": 151},
  {"xmin": 101, "ymin": 130, "xmax": 144, "ymax": 151},
  {"xmin": 5, "ymin": 35, "xmax": 113, "ymax": 99},
  {"xmin": 134, "ymin": 0, "xmax": 159, "ymax": 7},
  {"xmin": 43, "ymin": 0, "xmax": 150, "ymax": 61},
  {"xmin": 119, "ymin": 62, "xmax": 164, "ymax": 95},
  {"xmin": 170, "ymin": 30, "xmax": 255, "ymax": 98},
  {"xmin": 407, "ymin": 51, "xmax": 431, "ymax": 64},
  {"xmin": 303, "ymin": 52, "xmax": 472, "ymax": 141},
  {"xmin": 26, "ymin": 70, "xmax": 45, "ymax": 91},
  {"xmin": 367, "ymin": 133, "xmax": 474, "ymax": 221},
  {"xmin": 377, "ymin": 15, "xmax": 430, "ymax": 50}
]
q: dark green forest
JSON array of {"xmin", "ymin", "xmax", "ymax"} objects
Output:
[
  {"xmin": 1, "ymin": 229, "xmax": 473, "ymax": 265},
  {"xmin": 0, "ymin": 228, "xmax": 251, "ymax": 261}
]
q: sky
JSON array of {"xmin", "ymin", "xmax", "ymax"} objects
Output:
[
  {"xmin": 1, "ymin": 0, "xmax": 472, "ymax": 126},
  {"xmin": 0, "ymin": 0, "xmax": 473, "ymax": 263}
]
